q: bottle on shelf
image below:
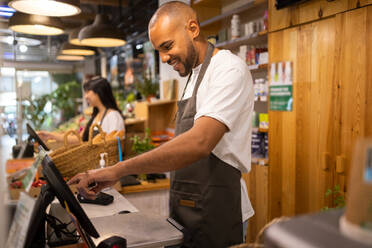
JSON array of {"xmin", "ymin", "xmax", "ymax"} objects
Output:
[{"xmin": 231, "ymin": 14, "xmax": 240, "ymax": 40}]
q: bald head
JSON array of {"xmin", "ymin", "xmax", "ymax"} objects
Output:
[{"xmin": 149, "ymin": 1, "xmax": 198, "ymax": 29}]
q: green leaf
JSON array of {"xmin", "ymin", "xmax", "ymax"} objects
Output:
[
  {"xmin": 325, "ymin": 189, "xmax": 332, "ymax": 197},
  {"xmin": 334, "ymin": 184, "xmax": 340, "ymax": 192}
]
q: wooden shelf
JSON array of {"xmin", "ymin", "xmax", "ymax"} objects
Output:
[
  {"xmin": 193, "ymin": 0, "xmax": 222, "ymax": 6},
  {"xmin": 146, "ymin": 99, "xmax": 177, "ymax": 106},
  {"xmin": 253, "ymin": 127, "xmax": 269, "ymax": 133},
  {"xmin": 199, "ymin": 0, "xmax": 267, "ymax": 28},
  {"xmin": 120, "ymin": 179, "xmax": 170, "ymax": 194},
  {"xmin": 255, "ymin": 96, "xmax": 268, "ymax": 102},
  {"xmin": 258, "ymin": 127, "xmax": 269, "ymax": 133},
  {"xmin": 248, "ymin": 63, "xmax": 268, "ymax": 71},
  {"xmin": 125, "ymin": 117, "xmax": 146, "ymax": 125},
  {"xmin": 216, "ymin": 32, "xmax": 268, "ymax": 49},
  {"xmin": 252, "ymin": 157, "xmax": 269, "ymax": 165}
]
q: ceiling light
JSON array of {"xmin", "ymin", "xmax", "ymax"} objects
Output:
[
  {"xmin": 9, "ymin": 12, "xmax": 64, "ymax": 36},
  {"xmin": 68, "ymin": 21, "xmax": 91, "ymax": 46},
  {"xmin": 60, "ymin": 42, "xmax": 95, "ymax": 56},
  {"xmin": 19, "ymin": 44, "xmax": 27, "ymax": 53},
  {"xmin": 8, "ymin": 0, "xmax": 80, "ymax": 17},
  {"xmin": 69, "ymin": 28, "xmax": 81, "ymax": 45},
  {"xmin": 78, "ymin": 14, "xmax": 126, "ymax": 47},
  {"xmin": 57, "ymin": 55, "xmax": 84, "ymax": 61}
]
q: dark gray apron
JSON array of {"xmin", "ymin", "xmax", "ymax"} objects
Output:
[{"xmin": 170, "ymin": 43, "xmax": 243, "ymax": 248}]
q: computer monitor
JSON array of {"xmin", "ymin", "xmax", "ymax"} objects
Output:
[
  {"xmin": 24, "ymin": 147, "xmax": 99, "ymax": 248},
  {"xmin": 26, "ymin": 123, "xmax": 49, "ymax": 151}
]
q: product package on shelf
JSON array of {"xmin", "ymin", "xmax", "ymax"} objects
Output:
[
  {"xmin": 254, "ymin": 78, "xmax": 268, "ymax": 102},
  {"xmin": 259, "ymin": 113, "xmax": 269, "ymax": 129},
  {"xmin": 251, "ymin": 130, "xmax": 268, "ymax": 161}
]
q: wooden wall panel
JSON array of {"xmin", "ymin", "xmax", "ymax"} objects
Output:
[
  {"xmin": 243, "ymin": 165, "xmax": 269, "ymax": 243},
  {"xmin": 268, "ymin": 27, "xmax": 298, "ymax": 218},
  {"xmin": 349, "ymin": 0, "xmax": 372, "ymax": 7},
  {"xmin": 295, "ymin": 18, "xmax": 336, "ymax": 214},
  {"xmin": 334, "ymin": 7, "xmax": 372, "ymax": 193},
  {"xmin": 268, "ymin": 0, "xmax": 370, "ymax": 32},
  {"xmin": 296, "ymin": 0, "xmax": 348, "ymax": 24},
  {"xmin": 268, "ymin": 5, "xmax": 372, "ymax": 219},
  {"xmin": 268, "ymin": 0, "xmax": 293, "ymax": 32}
]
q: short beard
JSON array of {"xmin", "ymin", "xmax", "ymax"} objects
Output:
[{"xmin": 179, "ymin": 40, "xmax": 197, "ymax": 77}]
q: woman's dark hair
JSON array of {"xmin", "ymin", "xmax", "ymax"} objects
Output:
[{"xmin": 82, "ymin": 77, "xmax": 123, "ymax": 141}]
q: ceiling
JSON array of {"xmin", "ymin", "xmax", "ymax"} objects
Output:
[{"xmin": 0, "ymin": 0, "xmax": 158, "ymax": 63}]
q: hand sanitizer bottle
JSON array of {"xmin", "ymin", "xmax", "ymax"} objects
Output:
[{"xmin": 99, "ymin": 153, "xmax": 107, "ymax": 169}]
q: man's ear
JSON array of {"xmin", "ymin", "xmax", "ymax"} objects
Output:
[{"xmin": 187, "ymin": 19, "xmax": 200, "ymax": 39}]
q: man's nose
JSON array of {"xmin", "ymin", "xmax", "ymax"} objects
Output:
[{"xmin": 160, "ymin": 52, "xmax": 170, "ymax": 63}]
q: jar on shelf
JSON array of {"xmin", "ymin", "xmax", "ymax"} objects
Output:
[{"xmin": 231, "ymin": 14, "xmax": 240, "ymax": 39}]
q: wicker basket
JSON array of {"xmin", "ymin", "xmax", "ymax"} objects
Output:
[
  {"xmin": 50, "ymin": 124, "xmax": 123, "ymax": 178},
  {"xmin": 49, "ymin": 130, "xmax": 82, "ymax": 157}
]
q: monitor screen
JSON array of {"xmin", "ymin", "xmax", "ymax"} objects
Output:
[{"xmin": 26, "ymin": 123, "xmax": 49, "ymax": 151}]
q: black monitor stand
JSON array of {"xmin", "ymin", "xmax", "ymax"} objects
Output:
[
  {"xmin": 25, "ymin": 184, "xmax": 54, "ymax": 247},
  {"xmin": 25, "ymin": 183, "xmax": 95, "ymax": 248}
]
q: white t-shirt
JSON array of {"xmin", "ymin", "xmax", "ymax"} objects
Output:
[
  {"xmin": 98, "ymin": 110, "xmax": 125, "ymax": 134},
  {"xmin": 182, "ymin": 49, "xmax": 255, "ymax": 221}
]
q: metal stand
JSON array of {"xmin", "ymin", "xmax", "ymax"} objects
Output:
[{"xmin": 25, "ymin": 184, "xmax": 55, "ymax": 248}]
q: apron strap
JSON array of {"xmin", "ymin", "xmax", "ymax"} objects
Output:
[
  {"xmin": 191, "ymin": 42, "xmax": 215, "ymax": 98},
  {"xmin": 98, "ymin": 108, "xmax": 108, "ymax": 126},
  {"xmin": 180, "ymin": 42, "xmax": 215, "ymax": 101}
]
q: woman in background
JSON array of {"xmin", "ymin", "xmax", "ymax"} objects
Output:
[{"xmin": 38, "ymin": 77, "xmax": 124, "ymax": 143}]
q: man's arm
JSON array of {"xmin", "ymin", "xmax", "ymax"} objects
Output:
[
  {"xmin": 68, "ymin": 116, "xmax": 227, "ymax": 198},
  {"xmin": 115, "ymin": 116, "xmax": 227, "ymax": 175}
]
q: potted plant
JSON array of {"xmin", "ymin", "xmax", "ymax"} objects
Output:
[
  {"xmin": 131, "ymin": 129, "xmax": 155, "ymax": 180},
  {"xmin": 135, "ymin": 71, "xmax": 159, "ymax": 101},
  {"xmin": 23, "ymin": 94, "xmax": 51, "ymax": 130}
]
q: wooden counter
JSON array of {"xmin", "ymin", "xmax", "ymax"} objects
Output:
[{"xmin": 120, "ymin": 179, "xmax": 170, "ymax": 194}]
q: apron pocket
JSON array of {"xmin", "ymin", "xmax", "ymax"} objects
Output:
[
  {"xmin": 170, "ymin": 189, "xmax": 203, "ymax": 247},
  {"xmin": 170, "ymin": 190, "xmax": 203, "ymax": 210},
  {"xmin": 202, "ymin": 185, "xmax": 243, "ymax": 247}
]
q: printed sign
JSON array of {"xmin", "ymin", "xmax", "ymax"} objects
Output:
[
  {"xmin": 6, "ymin": 193, "xmax": 36, "ymax": 248},
  {"xmin": 269, "ymin": 62, "xmax": 293, "ymax": 111}
]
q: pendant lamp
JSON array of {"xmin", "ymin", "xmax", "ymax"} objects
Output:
[
  {"xmin": 78, "ymin": 14, "xmax": 126, "ymax": 47},
  {"xmin": 57, "ymin": 54, "xmax": 84, "ymax": 61},
  {"xmin": 8, "ymin": 0, "xmax": 80, "ymax": 17},
  {"xmin": 69, "ymin": 20, "xmax": 90, "ymax": 46},
  {"xmin": 9, "ymin": 12, "xmax": 64, "ymax": 36},
  {"xmin": 60, "ymin": 42, "xmax": 95, "ymax": 56}
]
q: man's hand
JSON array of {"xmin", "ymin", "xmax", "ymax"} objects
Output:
[
  {"xmin": 37, "ymin": 131, "xmax": 55, "ymax": 142},
  {"xmin": 68, "ymin": 166, "xmax": 119, "ymax": 199}
]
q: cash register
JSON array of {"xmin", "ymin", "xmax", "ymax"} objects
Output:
[{"xmin": 24, "ymin": 146, "xmax": 127, "ymax": 248}]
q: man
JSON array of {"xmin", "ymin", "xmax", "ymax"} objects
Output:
[{"xmin": 69, "ymin": 1, "xmax": 254, "ymax": 247}]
